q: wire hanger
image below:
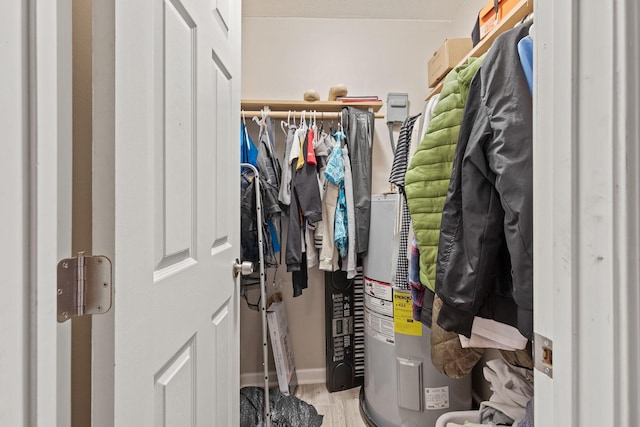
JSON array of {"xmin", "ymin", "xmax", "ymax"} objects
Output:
[{"xmin": 242, "ymin": 110, "xmax": 246, "ymax": 126}]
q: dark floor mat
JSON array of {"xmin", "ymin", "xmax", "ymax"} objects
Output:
[{"xmin": 240, "ymin": 386, "xmax": 324, "ymax": 427}]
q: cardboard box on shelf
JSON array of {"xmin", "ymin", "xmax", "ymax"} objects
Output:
[
  {"xmin": 427, "ymin": 38, "xmax": 473, "ymax": 88},
  {"xmin": 478, "ymin": 0, "xmax": 521, "ymax": 41},
  {"xmin": 266, "ymin": 298, "xmax": 298, "ymax": 396}
]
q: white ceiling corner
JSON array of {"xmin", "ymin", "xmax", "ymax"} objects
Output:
[{"xmin": 242, "ymin": 0, "xmax": 467, "ymax": 21}]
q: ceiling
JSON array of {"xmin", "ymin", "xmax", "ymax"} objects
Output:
[{"xmin": 242, "ymin": 0, "xmax": 468, "ymax": 21}]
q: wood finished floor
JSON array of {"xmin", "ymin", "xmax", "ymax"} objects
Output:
[{"xmin": 294, "ymin": 384, "xmax": 368, "ymax": 427}]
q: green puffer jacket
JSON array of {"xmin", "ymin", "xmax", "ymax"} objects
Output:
[{"xmin": 405, "ymin": 55, "xmax": 484, "ymax": 291}]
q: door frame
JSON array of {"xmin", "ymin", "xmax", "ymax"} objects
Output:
[
  {"xmin": 534, "ymin": 0, "xmax": 640, "ymax": 425},
  {"xmin": 33, "ymin": 0, "xmax": 74, "ymax": 425},
  {"xmin": 91, "ymin": 0, "xmax": 115, "ymax": 424},
  {"xmin": 0, "ymin": 0, "xmax": 73, "ymax": 426}
]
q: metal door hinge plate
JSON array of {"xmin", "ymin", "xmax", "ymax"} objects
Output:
[
  {"xmin": 534, "ymin": 333, "xmax": 553, "ymax": 378},
  {"xmin": 57, "ymin": 252, "xmax": 112, "ymax": 323}
]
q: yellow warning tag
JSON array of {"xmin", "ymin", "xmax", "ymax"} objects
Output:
[{"xmin": 393, "ymin": 291, "xmax": 422, "ymax": 336}]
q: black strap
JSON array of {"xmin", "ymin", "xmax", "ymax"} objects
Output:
[{"xmin": 494, "ymin": 0, "xmax": 499, "ymax": 13}]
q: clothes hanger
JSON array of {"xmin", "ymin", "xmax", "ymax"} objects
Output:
[
  {"xmin": 278, "ymin": 110, "xmax": 292, "ymax": 137},
  {"xmin": 252, "ymin": 111, "xmax": 267, "ymax": 142},
  {"xmin": 242, "ymin": 110, "xmax": 246, "ymax": 127},
  {"xmin": 311, "ymin": 111, "xmax": 317, "ymax": 147},
  {"xmin": 338, "ymin": 127, "xmax": 345, "ymax": 147},
  {"xmin": 252, "ymin": 115, "xmax": 263, "ymax": 129}
]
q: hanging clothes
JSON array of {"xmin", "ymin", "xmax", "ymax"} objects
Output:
[
  {"xmin": 240, "ymin": 122, "xmax": 260, "ymax": 266},
  {"xmin": 341, "ymin": 107, "xmax": 374, "ymax": 256},
  {"xmin": 405, "ymin": 55, "xmax": 484, "ymax": 296},
  {"xmin": 458, "ymin": 317, "xmax": 528, "ymax": 351},
  {"xmin": 389, "ymin": 114, "xmax": 420, "ymax": 188},
  {"xmin": 418, "ymin": 94, "xmax": 440, "ymax": 143},
  {"xmin": 306, "ymin": 125, "xmax": 317, "ymax": 166},
  {"xmin": 255, "ymin": 117, "xmax": 282, "ymax": 217},
  {"xmin": 255, "ymin": 118, "xmax": 283, "ymax": 265},
  {"xmin": 518, "ymin": 35, "xmax": 533, "ymax": 94},
  {"xmin": 318, "ymin": 133, "xmax": 348, "ymax": 273},
  {"xmin": 435, "ymin": 22, "xmax": 534, "ymax": 340},
  {"xmin": 278, "ymin": 124, "xmax": 297, "ymax": 210},
  {"xmin": 407, "ymin": 97, "xmax": 439, "ymax": 323},
  {"xmin": 306, "ymin": 132, "xmax": 333, "ymax": 269},
  {"xmin": 405, "ymin": 56, "xmax": 487, "ymax": 379},
  {"xmin": 285, "ymin": 127, "xmax": 322, "ymax": 296},
  {"xmin": 318, "ymin": 181, "xmax": 340, "ymax": 272},
  {"xmin": 389, "ymin": 113, "xmax": 421, "ymax": 291},
  {"xmin": 341, "ymin": 144, "xmax": 357, "ymax": 279},
  {"xmin": 408, "ymin": 238, "xmax": 425, "ymax": 322},
  {"xmin": 241, "ymin": 122, "xmax": 259, "ymax": 169},
  {"xmin": 240, "ymin": 122, "xmax": 279, "ymax": 268},
  {"xmin": 324, "ymin": 132, "xmax": 348, "ymax": 259}
]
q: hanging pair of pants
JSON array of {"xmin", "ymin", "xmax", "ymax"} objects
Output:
[{"xmin": 341, "ymin": 107, "xmax": 374, "ymax": 256}]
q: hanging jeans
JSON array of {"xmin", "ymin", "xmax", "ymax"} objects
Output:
[{"xmin": 341, "ymin": 107, "xmax": 374, "ymax": 256}]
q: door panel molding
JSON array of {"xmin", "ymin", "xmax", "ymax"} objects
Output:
[{"xmin": 154, "ymin": 336, "xmax": 197, "ymax": 427}]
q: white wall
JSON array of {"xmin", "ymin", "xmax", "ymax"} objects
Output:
[
  {"xmin": 242, "ymin": 17, "xmax": 452, "ymax": 195},
  {"xmin": 449, "ymin": 0, "xmax": 487, "ymax": 39},
  {"xmin": 240, "ymin": 16, "xmax": 451, "ymax": 380}
]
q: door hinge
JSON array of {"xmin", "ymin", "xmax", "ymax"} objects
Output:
[
  {"xmin": 534, "ymin": 333, "xmax": 553, "ymax": 378},
  {"xmin": 57, "ymin": 251, "xmax": 112, "ymax": 323}
]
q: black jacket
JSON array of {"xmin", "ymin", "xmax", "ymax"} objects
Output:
[{"xmin": 436, "ymin": 22, "xmax": 534, "ymax": 340}]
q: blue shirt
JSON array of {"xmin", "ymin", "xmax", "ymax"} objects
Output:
[
  {"xmin": 325, "ymin": 132, "xmax": 348, "ymax": 258},
  {"xmin": 518, "ymin": 35, "xmax": 533, "ymax": 94}
]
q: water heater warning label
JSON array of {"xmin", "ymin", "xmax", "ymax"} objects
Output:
[
  {"xmin": 364, "ymin": 277, "xmax": 393, "ymax": 301},
  {"xmin": 364, "ymin": 308, "xmax": 395, "ymax": 345},
  {"xmin": 425, "ymin": 386, "xmax": 450, "ymax": 410}
]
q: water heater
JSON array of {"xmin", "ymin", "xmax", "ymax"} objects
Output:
[{"xmin": 359, "ymin": 194, "xmax": 472, "ymax": 427}]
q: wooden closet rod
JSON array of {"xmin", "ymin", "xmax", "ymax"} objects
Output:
[{"xmin": 240, "ymin": 110, "xmax": 385, "ymax": 120}]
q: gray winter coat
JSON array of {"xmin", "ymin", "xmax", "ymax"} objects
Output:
[{"xmin": 436, "ymin": 22, "xmax": 534, "ymax": 340}]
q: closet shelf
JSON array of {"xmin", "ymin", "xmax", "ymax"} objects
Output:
[
  {"xmin": 241, "ymin": 99, "xmax": 384, "ymax": 118},
  {"xmin": 425, "ymin": 0, "xmax": 533, "ymax": 101}
]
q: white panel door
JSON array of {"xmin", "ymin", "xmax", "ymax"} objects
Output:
[
  {"xmin": 92, "ymin": 0, "xmax": 241, "ymax": 425},
  {"xmin": 0, "ymin": 0, "xmax": 72, "ymax": 426}
]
